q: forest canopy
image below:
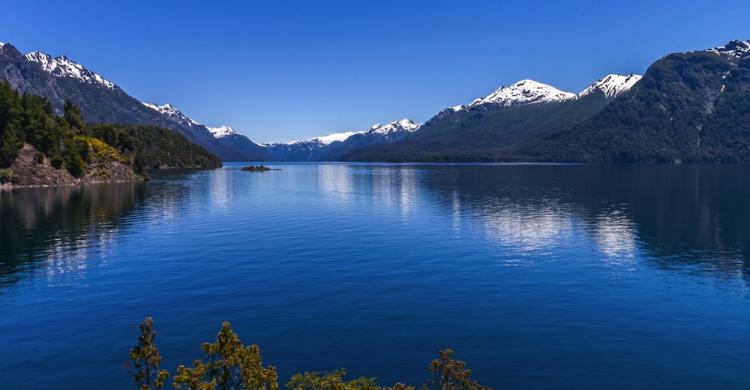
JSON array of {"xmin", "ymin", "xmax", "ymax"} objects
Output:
[{"xmin": 0, "ymin": 81, "xmax": 221, "ymax": 178}]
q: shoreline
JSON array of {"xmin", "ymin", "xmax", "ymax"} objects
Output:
[{"xmin": 0, "ymin": 177, "xmax": 144, "ymax": 191}]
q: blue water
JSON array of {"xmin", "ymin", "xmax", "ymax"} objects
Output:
[{"xmin": 2, "ymin": 163, "xmax": 750, "ymax": 389}]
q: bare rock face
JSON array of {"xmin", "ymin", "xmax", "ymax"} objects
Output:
[
  {"xmin": 84, "ymin": 159, "xmax": 139, "ymax": 182},
  {"xmin": 6, "ymin": 144, "xmax": 78, "ymax": 186},
  {"xmin": 2, "ymin": 144, "xmax": 141, "ymax": 188}
]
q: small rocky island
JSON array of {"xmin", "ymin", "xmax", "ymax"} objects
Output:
[{"xmin": 241, "ymin": 165, "xmax": 278, "ymax": 172}]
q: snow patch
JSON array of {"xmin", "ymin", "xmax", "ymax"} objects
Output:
[
  {"xmin": 142, "ymin": 102, "xmax": 201, "ymax": 127},
  {"xmin": 706, "ymin": 40, "xmax": 750, "ymax": 59},
  {"xmin": 315, "ymin": 131, "xmax": 363, "ymax": 144},
  {"xmin": 207, "ymin": 125, "xmax": 239, "ymax": 138},
  {"xmin": 25, "ymin": 51, "xmax": 116, "ymax": 89},
  {"xmin": 271, "ymin": 118, "xmax": 420, "ymax": 146},
  {"xmin": 469, "ymin": 79, "xmax": 576, "ymax": 108},
  {"xmin": 369, "ymin": 118, "xmax": 420, "ymax": 134},
  {"xmin": 579, "ymin": 74, "xmax": 642, "ymax": 98}
]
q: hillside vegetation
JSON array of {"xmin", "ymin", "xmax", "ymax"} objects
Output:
[
  {"xmin": 0, "ymin": 81, "xmax": 220, "ymax": 184},
  {"xmin": 127, "ymin": 317, "xmax": 489, "ymax": 390}
]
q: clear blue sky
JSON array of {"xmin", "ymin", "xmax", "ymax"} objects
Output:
[{"xmin": 2, "ymin": 0, "xmax": 749, "ymax": 142}]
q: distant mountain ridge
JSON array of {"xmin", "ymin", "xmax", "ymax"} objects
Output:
[
  {"xmin": 348, "ymin": 39, "xmax": 750, "ymax": 163},
  {"xmin": 0, "ymin": 42, "xmax": 266, "ymax": 161},
  {"xmin": 528, "ymin": 39, "xmax": 750, "ymax": 162},
  {"xmin": 263, "ymin": 119, "xmax": 420, "ymax": 161},
  {"xmin": 5, "ymin": 39, "xmax": 750, "ymax": 163},
  {"xmin": 345, "ymin": 73, "xmax": 641, "ymax": 162}
]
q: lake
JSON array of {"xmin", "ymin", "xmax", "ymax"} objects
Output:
[{"xmin": 2, "ymin": 163, "xmax": 750, "ymax": 389}]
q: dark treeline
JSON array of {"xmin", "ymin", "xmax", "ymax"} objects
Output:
[
  {"xmin": 0, "ymin": 81, "xmax": 220, "ymax": 179},
  {"xmin": 0, "ymin": 81, "xmax": 88, "ymax": 175},
  {"xmin": 128, "ymin": 318, "xmax": 489, "ymax": 390},
  {"xmin": 88, "ymin": 124, "xmax": 222, "ymax": 172}
]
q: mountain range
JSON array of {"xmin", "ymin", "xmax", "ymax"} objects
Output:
[
  {"xmin": 261, "ymin": 119, "xmax": 420, "ymax": 161},
  {"xmin": 347, "ymin": 40, "xmax": 750, "ymax": 162},
  {"xmin": 0, "ymin": 42, "xmax": 263, "ymax": 161},
  {"xmin": 2, "ymin": 39, "xmax": 750, "ymax": 163}
]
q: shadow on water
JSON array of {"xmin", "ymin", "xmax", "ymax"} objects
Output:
[
  {"xmin": 0, "ymin": 183, "xmax": 146, "ymax": 287},
  {"xmin": 408, "ymin": 164, "xmax": 750, "ymax": 280}
]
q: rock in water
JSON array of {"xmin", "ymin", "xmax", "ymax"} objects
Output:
[{"xmin": 241, "ymin": 165, "xmax": 277, "ymax": 172}]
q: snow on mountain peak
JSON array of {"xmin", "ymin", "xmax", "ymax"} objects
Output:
[
  {"xmin": 142, "ymin": 102, "xmax": 201, "ymax": 127},
  {"xmin": 25, "ymin": 51, "xmax": 116, "ymax": 89},
  {"xmin": 369, "ymin": 118, "xmax": 420, "ymax": 134},
  {"xmin": 707, "ymin": 40, "xmax": 750, "ymax": 59},
  {"xmin": 314, "ymin": 131, "xmax": 363, "ymax": 145},
  {"xmin": 207, "ymin": 125, "xmax": 239, "ymax": 138},
  {"xmin": 579, "ymin": 74, "xmax": 642, "ymax": 98},
  {"xmin": 279, "ymin": 118, "xmax": 420, "ymax": 146},
  {"xmin": 470, "ymin": 79, "xmax": 576, "ymax": 108}
]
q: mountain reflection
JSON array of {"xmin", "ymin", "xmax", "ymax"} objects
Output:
[
  {"xmin": 0, "ymin": 183, "xmax": 145, "ymax": 287},
  {"xmin": 413, "ymin": 164, "xmax": 750, "ymax": 279}
]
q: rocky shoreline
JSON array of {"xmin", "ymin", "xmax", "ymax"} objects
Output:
[{"xmin": 0, "ymin": 144, "xmax": 143, "ymax": 190}]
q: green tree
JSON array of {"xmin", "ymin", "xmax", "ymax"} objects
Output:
[
  {"xmin": 127, "ymin": 317, "xmax": 170, "ymax": 390},
  {"xmin": 173, "ymin": 360, "xmax": 216, "ymax": 390},
  {"xmin": 196, "ymin": 321, "xmax": 278, "ymax": 390},
  {"xmin": 63, "ymin": 99, "xmax": 85, "ymax": 132},
  {"xmin": 382, "ymin": 384, "xmax": 415, "ymax": 390},
  {"xmin": 0, "ymin": 82, "xmax": 23, "ymax": 166},
  {"xmin": 286, "ymin": 370, "xmax": 379, "ymax": 390},
  {"xmin": 427, "ymin": 350, "xmax": 488, "ymax": 390}
]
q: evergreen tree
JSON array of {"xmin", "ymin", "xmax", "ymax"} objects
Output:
[
  {"xmin": 286, "ymin": 370, "xmax": 379, "ymax": 390},
  {"xmin": 427, "ymin": 350, "xmax": 488, "ymax": 390},
  {"xmin": 63, "ymin": 99, "xmax": 85, "ymax": 132},
  {"xmin": 127, "ymin": 317, "xmax": 170, "ymax": 390}
]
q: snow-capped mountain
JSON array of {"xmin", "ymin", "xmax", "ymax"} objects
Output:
[
  {"xmin": 142, "ymin": 102, "xmax": 201, "ymax": 128},
  {"xmin": 369, "ymin": 118, "xmax": 420, "ymax": 134},
  {"xmin": 25, "ymin": 51, "xmax": 116, "ymax": 89},
  {"xmin": 579, "ymin": 74, "xmax": 642, "ymax": 98},
  {"xmin": 206, "ymin": 125, "xmax": 271, "ymax": 161},
  {"xmin": 469, "ymin": 79, "xmax": 576, "ymax": 107},
  {"xmin": 706, "ymin": 39, "xmax": 750, "ymax": 60},
  {"xmin": 443, "ymin": 75, "xmax": 641, "ymax": 118},
  {"xmin": 313, "ymin": 131, "xmax": 364, "ymax": 145},
  {"xmin": 141, "ymin": 103, "xmax": 270, "ymax": 161},
  {"xmin": 207, "ymin": 125, "xmax": 239, "ymax": 138},
  {"xmin": 263, "ymin": 118, "xmax": 420, "ymax": 161},
  {"xmin": 272, "ymin": 118, "xmax": 420, "ymax": 148}
]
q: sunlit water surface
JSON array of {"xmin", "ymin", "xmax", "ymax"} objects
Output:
[{"xmin": 2, "ymin": 163, "xmax": 750, "ymax": 389}]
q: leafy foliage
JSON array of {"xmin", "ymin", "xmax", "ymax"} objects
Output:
[
  {"xmin": 87, "ymin": 123, "xmax": 222, "ymax": 174},
  {"xmin": 127, "ymin": 317, "xmax": 170, "ymax": 390},
  {"xmin": 286, "ymin": 370, "xmax": 379, "ymax": 390},
  {"xmin": 0, "ymin": 81, "xmax": 88, "ymax": 175},
  {"xmin": 426, "ymin": 350, "xmax": 487, "ymax": 390},
  {"xmin": 128, "ymin": 319, "xmax": 489, "ymax": 390},
  {"xmin": 174, "ymin": 321, "xmax": 279, "ymax": 390},
  {"xmin": 0, "ymin": 80, "xmax": 220, "ymax": 179},
  {"xmin": 173, "ymin": 360, "xmax": 216, "ymax": 390}
]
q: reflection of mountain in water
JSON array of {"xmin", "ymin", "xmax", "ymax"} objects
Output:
[
  {"xmin": 410, "ymin": 165, "xmax": 750, "ymax": 279},
  {"xmin": 0, "ymin": 183, "xmax": 145, "ymax": 287}
]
